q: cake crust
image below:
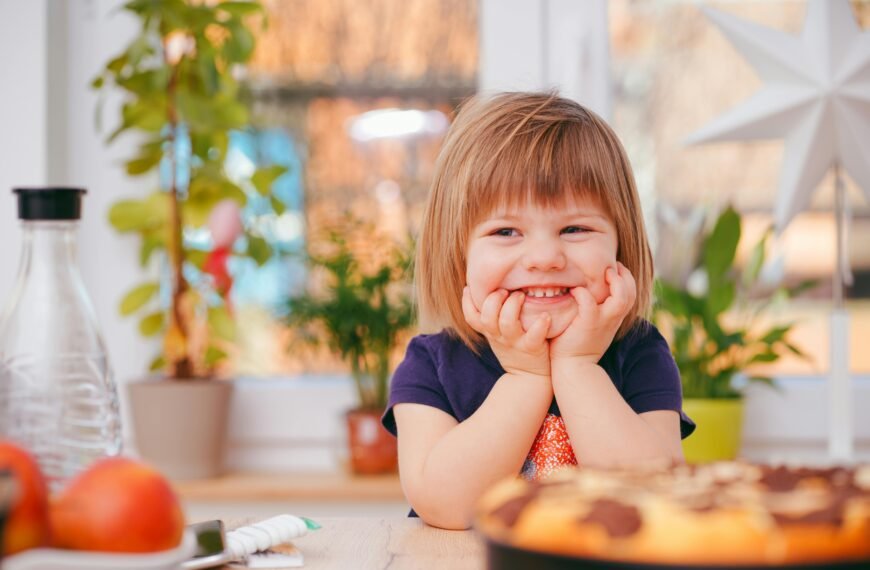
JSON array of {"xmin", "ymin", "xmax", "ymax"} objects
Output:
[{"xmin": 476, "ymin": 462, "xmax": 870, "ymax": 566}]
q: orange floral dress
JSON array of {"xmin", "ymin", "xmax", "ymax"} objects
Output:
[{"xmin": 520, "ymin": 413, "xmax": 578, "ymax": 480}]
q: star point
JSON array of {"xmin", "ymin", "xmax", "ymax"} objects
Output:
[{"xmin": 687, "ymin": 0, "xmax": 870, "ymax": 232}]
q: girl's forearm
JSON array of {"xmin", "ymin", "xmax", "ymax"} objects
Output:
[
  {"xmin": 412, "ymin": 373, "xmax": 552, "ymax": 529},
  {"xmin": 551, "ymin": 359, "xmax": 677, "ymax": 468}
]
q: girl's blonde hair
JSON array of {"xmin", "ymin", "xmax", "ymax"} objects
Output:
[{"xmin": 416, "ymin": 91, "xmax": 654, "ymax": 350}]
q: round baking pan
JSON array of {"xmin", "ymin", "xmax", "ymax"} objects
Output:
[{"xmin": 486, "ymin": 540, "xmax": 870, "ymax": 570}]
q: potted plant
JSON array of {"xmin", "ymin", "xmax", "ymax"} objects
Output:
[
  {"xmin": 653, "ymin": 205, "xmax": 813, "ymax": 463},
  {"xmin": 93, "ymin": 0, "xmax": 286, "ymax": 479},
  {"xmin": 285, "ymin": 217, "xmax": 414, "ymax": 474}
]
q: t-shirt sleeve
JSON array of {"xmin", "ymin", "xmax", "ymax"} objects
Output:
[
  {"xmin": 621, "ymin": 325, "xmax": 696, "ymax": 439},
  {"xmin": 381, "ymin": 336, "xmax": 454, "ymax": 437}
]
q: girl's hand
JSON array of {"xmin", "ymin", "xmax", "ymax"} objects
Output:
[
  {"xmin": 549, "ymin": 263, "xmax": 637, "ymax": 364},
  {"xmin": 462, "ymin": 287, "xmax": 551, "ymax": 379}
]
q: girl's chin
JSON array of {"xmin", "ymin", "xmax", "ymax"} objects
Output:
[{"xmin": 520, "ymin": 306, "xmax": 577, "ymax": 339}]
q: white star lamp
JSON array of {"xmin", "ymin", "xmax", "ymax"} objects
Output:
[{"xmin": 686, "ymin": 0, "xmax": 870, "ymax": 463}]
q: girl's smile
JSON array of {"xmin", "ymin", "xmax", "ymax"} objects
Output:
[
  {"xmin": 465, "ymin": 195, "xmax": 618, "ymax": 338},
  {"xmin": 516, "ymin": 286, "xmax": 571, "ymax": 300},
  {"xmin": 512, "ymin": 286, "xmax": 575, "ymax": 308}
]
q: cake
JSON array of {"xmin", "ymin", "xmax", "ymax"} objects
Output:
[{"xmin": 476, "ymin": 462, "xmax": 870, "ymax": 568}]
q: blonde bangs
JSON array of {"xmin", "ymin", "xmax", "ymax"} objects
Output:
[
  {"xmin": 465, "ymin": 116, "xmax": 617, "ymax": 226},
  {"xmin": 416, "ymin": 92, "xmax": 654, "ymax": 351}
]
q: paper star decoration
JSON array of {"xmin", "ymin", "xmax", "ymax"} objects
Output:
[{"xmin": 685, "ymin": 0, "xmax": 870, "ymax": 232}]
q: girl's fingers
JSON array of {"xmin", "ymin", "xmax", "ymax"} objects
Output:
[
  {"xmin": 521, "ymin": 312, "xmax": 551, "ymax": 347},
  {"xmin": 602, "ymin": 264, "xmax": 637, "ymax": 320},
  {"xmin": 461, "ymin": 287, "xmax": 485, "ymax": 333},
  {"xmin": 619, "ymin": 262, "xmax": 638, "ymax": 306},
  {"xmin": 479, "ymin": 289, "xmax": 509, "ymax": 334},
  {"xmin": 571, "ymin": 286, "xmax": 597, "ymax": 320},
  {"xmin": 601, "ymin": 266, "xmax": 627, "ymax": 317},
  {"xmin": 498, "ymin": 291, "xmax": 525, "ymax": 339}
]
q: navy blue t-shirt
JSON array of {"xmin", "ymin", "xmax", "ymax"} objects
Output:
[{"xmin": 382, "ymin": 321, "xmax": 695, "ymax": 438}]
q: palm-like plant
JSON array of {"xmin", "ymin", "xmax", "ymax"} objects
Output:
[
  {"xmin": 654, "ymin": 206, "xmax": 814, "ymax": 399},
  {"xmin": 286, "ymin": 221, "xmax": 414, "ymax": 410}
]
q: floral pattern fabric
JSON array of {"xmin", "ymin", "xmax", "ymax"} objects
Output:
[{"xmin": 521, "ymin": 413, "xmax": 578, "ymax": 480}]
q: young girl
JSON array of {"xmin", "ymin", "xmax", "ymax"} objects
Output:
[{"xmin": 381, "ymin": 92, "xmax": 695, "ymax": 530}]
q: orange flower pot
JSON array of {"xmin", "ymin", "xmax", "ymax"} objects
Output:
[{"xmin": 345, "ymin": 409, "xmax": 398, "ymax": 475}]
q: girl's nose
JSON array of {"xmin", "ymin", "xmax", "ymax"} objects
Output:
[{"xmin": 522, "ymin": 238, "xmax": 566, "ymax": 271}]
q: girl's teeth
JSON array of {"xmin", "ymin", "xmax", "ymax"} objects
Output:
[{"xmin": 524, "ymin": 288, "xmax": 567, "ymax": 298}]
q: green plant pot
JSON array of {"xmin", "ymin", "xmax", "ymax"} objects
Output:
[{"xmin": 681, "ymin": 398, "xmax": 744, "ymax": 464}]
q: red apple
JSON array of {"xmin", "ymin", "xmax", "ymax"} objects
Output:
[
  {"xmin": 0, "ymin": 441, "xmax": 51, "ymax": 555},
  {"xmin": 50, "ymin": 457, "xmax": 185, "ymax": 553}
]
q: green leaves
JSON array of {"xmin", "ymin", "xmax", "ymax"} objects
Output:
[
  {"xmin": 208, "ymin": 306, "xmax": 237, "ymax": 341},
  {"xmin": 120, "ymin": 282, "xmax": 160, "ymax": 315},
  {"xmin": 246, "ymin": 234, "xmax": 271, "ymax": 266},
  {"xmin": 251, "ymin": 165, "xmax": 289, "ymax": 195},
  {"xmin": 654, "ymin": 281, "xmax": 691, "ymax": 319},
  {"xmin": 116, "ymin": 69, "xmax": 170, "ymax": 97},
  {"xmin": 653, "ymin": 204, "xmax": 812, "ymax": 400},
  {"xmin": 223, "ymin": 22, "xmax": 255, "ymax": 63},
  {"xmin": 149, "ymin": 355, "xmax": 166, "ymax": 372},
  {"xmin": 761, "ymin": 325, "xmax": 792, "ymax": 344},
  {"xmin": 125, "ymin": 140, "xmax": 165, "ymax": 176},
  {"xmin": 109, "ymin": 201, "xmax": 148, "ymax": 232},
  {"xmin": 96, "ymin": 0, "xmax": 269, "ymax": 378},
  {"xmin": 118, "ymin": 271, "xmax": 165, "ymax": 346},
  {"xmin": 139, "ymin": 233, "xmax": 165, "ymax": 267},
  {"xmin": 270, "ymin": 195, "xmax": 286, "ymax": 215},
  {"xmin": 139, "ymin": 312, "xmax": 165, "ymax": 336},
  {"xmin": 217, "ymin": 2, "xmax": 263, "ymax": 17},
  {"xmin": 205, "ymin": 346, "xmax": 228, "ymax": 367},
  {"xmin": 742, "ymin": 228, "xmax": 768, "ymax": 288},
  {"xmin": 123, "ymin": 99, "xmax": 167, "ymax": 133},
  {"xmin": 285, "ymin": 219, "xmax": 414, "ymax": 409},
  {"xmin": 185, "ymin": 249, "xmax": 208, "ymax": 270},
  {"xmin": 706, "ymin": 280, "xmax": 735, "ymax": 316},
  {"xmin": 176, "ymin": 90, "xmax": 249, "ymax": 132},
  {"xmin": 183, "ymin": 170, "xmax": 247, "ymax": 227},
  {"xmin": 108, "ymin": 191, "xmax": 170, "ymax": 233},
  {"xmin": 749, "ymin": 352, "xmax": 779, "ymax": 364},
  {"xmin": 105, "ymin": 53, "xmax": 128, "ymax": 75},
  {"xmin": 703, "ymin": 205, "xmax": 740, "ymax": 281}
]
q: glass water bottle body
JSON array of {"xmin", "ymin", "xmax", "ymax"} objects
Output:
[{"xmin": 0, "ymin": 219, "xmax": 122, "ymax": 489}]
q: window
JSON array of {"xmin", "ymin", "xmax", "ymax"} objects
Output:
[
  {"xmin": 228, "ymin": 0, "xmax": 477, "ymax": 376},
  {"xmin": 610, "ymin": 0, "xmax": 870, "ymax": 373}
]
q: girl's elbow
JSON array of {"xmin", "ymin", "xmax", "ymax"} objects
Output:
[
  {"xmin": 421, "ymin": 513, "xmax": 472, "ymax": 530},
  {"xmin": 403, "ymin": 468, "xmax": 478, "ymax": 529},
  {"xmin": 407, "ymin": 491, "xmax": 474, "ymax": 530},
  {"xmin": 417, "ymin": 508, "xmax": 473, "ymax": 530}
]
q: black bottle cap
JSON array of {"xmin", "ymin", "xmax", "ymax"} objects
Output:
[{"xmin": 12, "ymin": 187, "xmax": 87, "ymax": 220}]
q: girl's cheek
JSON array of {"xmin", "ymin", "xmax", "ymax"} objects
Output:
[
  {"xmin": 467, "ymin": 266, "xmax": 502, "ymax": 309},
  {"xmin": 470, "ymin": 289, "xmax": 484, "ymax": 310},
  {"xmin": 467, "ymin": 282, "xmax": 487, "ymax": 310}
]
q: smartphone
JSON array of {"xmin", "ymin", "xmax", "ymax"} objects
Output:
[{"xmin": 182, "ymin": 520, "xmax": 232, "ymax": 569}]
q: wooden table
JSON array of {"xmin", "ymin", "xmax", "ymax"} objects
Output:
[
  {"xmin": 174, "ymin": 472, "xmax": 405, "ymax": 502},
  {"xmin": 224, "ymin": 517, "xmax": 485, "ymax": 569}
]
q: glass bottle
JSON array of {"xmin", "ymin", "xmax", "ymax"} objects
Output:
[{"xmin": 0, "ymin": 187, "xmax": 122, "ymax": 490}]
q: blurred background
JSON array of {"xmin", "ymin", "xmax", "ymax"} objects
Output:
[{"xmin": 0, "ymin": 0, "xmax": 868, "ymax": 519}]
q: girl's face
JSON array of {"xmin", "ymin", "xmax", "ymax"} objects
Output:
[{"xmin": 465, "ymin": 194, "xmax": 619, "ymax": 339}]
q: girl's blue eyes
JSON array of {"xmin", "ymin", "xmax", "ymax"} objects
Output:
[{"xmin": 491, "ymin": 226, "xmax": 588, "ymax": 237}]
